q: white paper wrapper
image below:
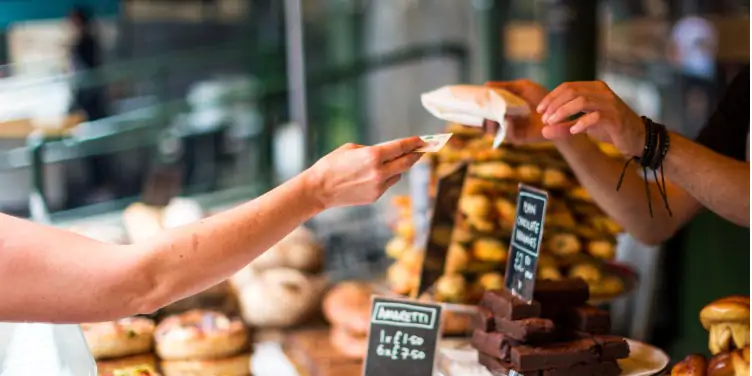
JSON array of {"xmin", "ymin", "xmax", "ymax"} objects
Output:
[{"xmin": 421, "ymin": 85, "xmax": 531, "ymax": 148}]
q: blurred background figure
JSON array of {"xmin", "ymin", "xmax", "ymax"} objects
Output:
[{"xmin": 68, "ymin": 5, "xmax": 106, "ymax": 121}]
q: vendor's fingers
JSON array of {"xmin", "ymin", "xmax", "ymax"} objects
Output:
[
  {"xmin": 569, "ymin": 111, "xmax": 603, "ymax": 134},
  {"xmin": 383, "ymin": 152, "xmax": 422, "ymax": 177},
  {"xmin": 537, "ymin": 81, "xmax": 597, "ymax": 115},
  {"xmin": 541, "ymin": 120, "xmax": 576, "ymax": 140},
  {"xmin": 382, "ymin": 173, "xmax": 402, "ymax": 190},
  {"xmin": 543, "ymin": 95, "xmax": 604, "ymax": 125}
]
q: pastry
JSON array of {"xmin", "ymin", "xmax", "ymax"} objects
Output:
[
  {"xmin": 446, "ymin": 243, "xmax": 469, "ymax": 274},
  {"xmin": 329, "ymin": 326, "xmax": 368, "ymax": 359},
  {"xmin": 394, "ymin": 217, "xmax": 415, "ymax": 240},
  {"xmin": 547, "ymin": 233, "xmax": 582, "ymax": 256},
  {"xmin": 155, "ymin": 310, "xmax": 248, "ymax": 360},
  {"xmin": 708, "ymin": 351, "xmax": 735, "ymax": 376},
  {"xmin": 700, "ymin": 296, "xmax": 750, "ymax": 354},
  {"xmin": 732, "ymin": 346, "xmax": 749, "ymax": 376},
  {"xmin": 97, "ymin": 353, "xmax": 158, "ymax": 376},
  {"xmin": 568, "ymin": 263, "xmax": 602, "ymax": 285},
  {"xmin": 322, "ymin": 282, "xmax": 372, "ymax": 337},
  {"xmin": 81, "ymin": 317, "xmax": 155, "ymax": 360},
  {"xmin": 237, "ymin": 268, "xmax": 325, "ymax": 327},
  {"xmin": 538, "ymin": 266, "xmax": 563, "ymax": 281},
  {"xmin": 160, "ymin": 353, "xmax": 251, "ymax": 376},
  {"xmin": 385, "ymin": 236, "xmax": 411, "ymax": 259},
  {"xmin": 472, "ymin": 162, "xmax": 516, "ymax": 180},
  {"xmin": 495, "ymin": 198, "xmax": 517, "ymax": 225},
  {"xmin": 122, "ymin": 203, "xmax": 163, "ymax": 243},
  {"xmin": 472, "ymin": 238, "xmax": 508, "ymax": 263},
  {"xmin": 590, "ymin": 275, "xmax": 624, "ymax": 297},
  {"xmin": 478, "ymin": 272, "xmax": 505, "ymax": 291},
  {"xmin": 542, "ymin": 168, "xmax": 569, "ymax": 189},
  {"xmin": 587, "ymin": 240, "xmax": 616, "ymax": 260},
  {"xmin": 387, "ymin": 261, "xmax": 418, "ymax": 295},
  {"xmin": 435, "ymin": 274, "xmax": 467, "ymax": 302},
  {"xmin": 566, "ymin": 187, "xmax": 593, "ymax": 203},
  {"xmin": 101, "ymin": 364, "xmax": 161, "ymax": 376},
  {"xmin": 516, "ymin": 164, "xmax": 542, "ymax": 183},
  {"xmin": 460, "ymin": 194, "xmax": 492, "ymax": 219},
  {"xmin": 671, "ymin": 354, "xmax": 708, "ymax": 376}
]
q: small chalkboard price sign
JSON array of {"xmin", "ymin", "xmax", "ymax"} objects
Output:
[
  {"xmin": 362, "ymin": 297, "xmax": 443, "ymax": 376},
  {"xmin": 504, "ymin": 184, "xmax": 549, "ymax": 302}
]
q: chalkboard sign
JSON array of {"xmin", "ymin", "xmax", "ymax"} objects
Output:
[
  {"xmin": 363, "ymin": 297, "xmax": 443, "ymax": 376},
  {"xmin": 504, "ymin": 184, "xmax": 549, "ymax": 301},
  {"xmin": 415, "ymin": 162, "xmax": 468, "ymax": 298}
]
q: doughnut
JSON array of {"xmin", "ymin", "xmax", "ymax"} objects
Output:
[
  {"xmin": 97, "ymin": 353, "xmax": 158, "ymax": 376},
  {"xmin": 160, "ymin": 352, "xmax": 251, "ymax": 376},
  {"xmin": 155, "ymin": 310, "xmax": 248, "ymax": 360},
  {"xmin": 81, "ymin": 317, "xmax": 155, "ymax": 359}
]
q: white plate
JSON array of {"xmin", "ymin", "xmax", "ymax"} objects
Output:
[{"xmin": 436, "ymin": 338, "xmax": 670, "ymax": 376}]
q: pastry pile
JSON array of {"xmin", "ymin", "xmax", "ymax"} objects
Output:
[
  {"xmin": 472, "ymin": 279, "xmax": 630, "ymax": 376},
  {"xmin": 671, "ymin": 296, "xmax": 750, "ymax": 376},
  {"xmin": 82, "ymin": 317, "xmax": 159, "ymax": 376},
  {"xmin": 386, "ymin": 124, "xmax": 626, "ymax": 304}
]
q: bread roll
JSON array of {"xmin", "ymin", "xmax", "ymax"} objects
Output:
[{"xmin": 700, "ymin": 296, "xmax": 750, "ymax": 354}]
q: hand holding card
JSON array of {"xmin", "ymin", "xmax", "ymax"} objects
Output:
[{"xmin": 415, "ymin": 133, "xmax": 453, "ymax": 153}]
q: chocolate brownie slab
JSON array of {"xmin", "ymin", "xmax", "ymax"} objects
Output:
[
  {"xmin": 473, "ymin": 307, "xmax": 495, "ymax": 332},
  {"xmin": 558, "ymin": 305, "xmax": 611, "ymax": 334},
  {"xmin": 471, "ymin": 329, "xmax": 518, "ymax": 361},
  {"xmin": 533, "ymin": 279, "xmax": 590, "ymax": 306},
  {"xmin": 510, "ymin": 338, "xmax": 600, "ymax": 370},
  {"xmin": 493, "ymin": 316, "xmax": 556, "ymax": 343},
  {"xmin": 480, "ymin": 289, "xmax": 541, "ymax": 320},
  {"xmin": 542, "ymin": 360, "xmax": 621, "ymax": 376}
]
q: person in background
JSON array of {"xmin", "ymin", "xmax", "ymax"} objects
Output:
[
  {"xmin": 483, "ymin": 66, "xmax": 749, "ymax": 245},
  {"xmin": 68, "ymin": 5, "xmax": 106, "ymax": 121},
  {"xmin": 0, "ymin": 137, "xmax": 424, "ymax": 323}
]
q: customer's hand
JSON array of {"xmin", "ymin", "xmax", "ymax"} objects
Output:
[
  {"xmin": 536, "ymin": 81, "xmax": 645, "ymax": 157},
  {"xmin": 481, "ymin": 80, "xmax": 572, "ymax": 144},
  {"xmin": 305, "ymin": 137, "xmax": 424, "ymax": 208}
]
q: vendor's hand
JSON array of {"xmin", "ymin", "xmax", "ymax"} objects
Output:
[
  {"xmin": 305, "ymin": 137, "xmax": 424, "ymax": 208},
  {"xmin": 537, "ymin": 81, "xmax": 645, "ymax": 157},
  {"xmin": 481, "ymin": 80, "xmax": 572, "ymax": 144}
]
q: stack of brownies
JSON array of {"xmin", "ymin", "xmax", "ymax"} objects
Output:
[{"xmin": 471, "ymin": 279, "xmax": 630, "ymax": 376}]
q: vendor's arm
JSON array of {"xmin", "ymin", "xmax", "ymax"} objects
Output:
[
  {"xmin": 537, "ymin": 68, "xmax": 750, "ymax": 242},
  {"xmin": 0, "ymin": 138, "xmax": 423, "ymax": 323}
]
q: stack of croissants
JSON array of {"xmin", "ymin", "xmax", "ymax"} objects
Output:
[{"xmin": 672, "ymin": 296, "xmax": 750, "ymax": 376}]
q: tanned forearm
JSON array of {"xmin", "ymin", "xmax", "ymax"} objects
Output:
[
  {"xmin": 660, "ymin": 132, "xmax": 750, "ymax": 228},
  {"xmin": 554, "ymin": 135, "xmax": 702, "ymax": 245},
  {"xmin": 0, "ymin": 172, "xmax": 324, "ymax": 323}
]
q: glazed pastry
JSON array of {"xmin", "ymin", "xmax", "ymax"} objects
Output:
[
  {"xmin": 546, "ymin": 211, "xmax": 576, "ymax": 230},
  {"xmin": 460, "ymin": 194, "xmax": 492, "ymax": 219},
  {"xmin": 567, "ymin": 187, "xmax": 593, "ymax": 203},
  {"xmin": 671, "ymin": 354, "xmax": 708, "ymax": 376},
  {"xmin": 155, "ymin": 310, "xmax": 248, "ymax": 360},
  {"xmin": 546, "ymin": 233, "xmax": 582, "ymax": 256},
  {"xmin": 700, "ymin": 296, "xmax": 750, "ymax": 354},
  {"xmin": 708, "ymin": 351, "xmax": 735, "ymax": 376},
  {"xmin": 435, "ymin": 274, "xmax": 467, "ymax": 302},
  {"xmin": 495, "ymin": 199, "xmax": 516, "ymax": 224},
  {"xmin": 387, "ymin": 262, "xmax": 418, "ymax": 295},
  {"xmin": 472, "ymin": 162, "xmax": 516, "ymax": 180},
  {"xmin": 81, "ymin": 317, "xmax": 155, "ymax": 360},
  {"xmin": 446, "ymin": 243, "xmax": 470, "ymax": 274},
  {"xmin": 478, "ymin": 272, "xmax": 504, "ymax": 291},
  {"xmin": 591, "ymin": 216, "xmax": 623, "ymax": 235},
  {"xmin": 464, "ymin": 178, "xmax": 495, "ymax": 195},
  {"xmin": 590, "ymin": 275, "xmax": 624, "ymax": 296},
  {"xmin": 472, "ymin": 238, "xmax": 508, "ymax": 263},
  {"xmin": 400, "ymin": 249, "xmax": 425, "ymax": 272},
  {"xmin": 568, "ymin": 263, "xmax": 602, "ymax": 285},
  {"xmin": 97, "ymin": 354, "xmax": 158, "ymax": 376},
  {"xmin": 732, "ymin": 346, "xmax": 749, "ymax": 376},
  {"xmin": 160, "ymin": 353, "xmax": 251, "ymax": 376},
  {"xmin": 237, "ymin": 268, "xmax": 325, "ymax": 328},
  {"xmin": 542, "ymin": 168, "xmax": 569, "ymax": 189},
  {"xmin": 467, "ymin": 216, "xmax": 496, "ymax": 233},
  {"xmin": 516, "ymin": 164, "xmax": 542, "ymax": 183},
  {"xmin": 385, "ymin": 236, "xmax": 411, "ymax": 259},
  {"xmin": 538, "ymin": 266, "xmax": 563, "ymax": 281},
  {"xmin": 587, "ymin": 240, "xmax": 616, "ymax": 260}
]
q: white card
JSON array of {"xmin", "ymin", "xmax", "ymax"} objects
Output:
[{"xmin": 416, "ymin": 133, "xmax": 453, "ymax": 153}]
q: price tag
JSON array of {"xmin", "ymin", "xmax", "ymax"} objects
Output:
[
  {"xmin": 414, "ymin": 162, "xmax": 468, "ymax": 298},
  {"xmin": 504, "ymin": 184, "xmax": 549, "ymax": 302},
  {"xmin": 409, "ymin": 158, "xmax": 432, "ymax": 249},
  {"xmin": 363, "ymin": 297, "xmax": 443, "ymax": 376}
]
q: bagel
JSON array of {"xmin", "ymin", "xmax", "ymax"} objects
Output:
[
  {"xmin": 671, "ymin": 354, "xmax": 708, "ymax": 376},
  {"xmin": 155, "ymin": 310, "xmax": 248, "ymax": 360},
  {"xmin": 160, "ymin": 352, "xmax": 251, "ymax": 376},
  {"xmin": 700, "ymin": 296, "xmax": 750, "ymax": 354},
  {"xmin": 81, "ymin": 317, "xmax": 155, "ymax": 360}
]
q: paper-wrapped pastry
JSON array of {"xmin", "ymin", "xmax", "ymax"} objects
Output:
[{"xmin": 421, "ymin": 85, "xmax": 531, "ymax": 148}]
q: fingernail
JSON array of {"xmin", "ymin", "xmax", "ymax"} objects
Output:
[
  {"xmin": 541, "ymin": 114, "xmax": 550, "ymax": 124},
  {"xmin": 570, "ymin": 125, "xmax": 580, "ymax": 134},
  {"xmin": 536, "ymin": 104, "xmax": 545, "ymax": 113}
]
